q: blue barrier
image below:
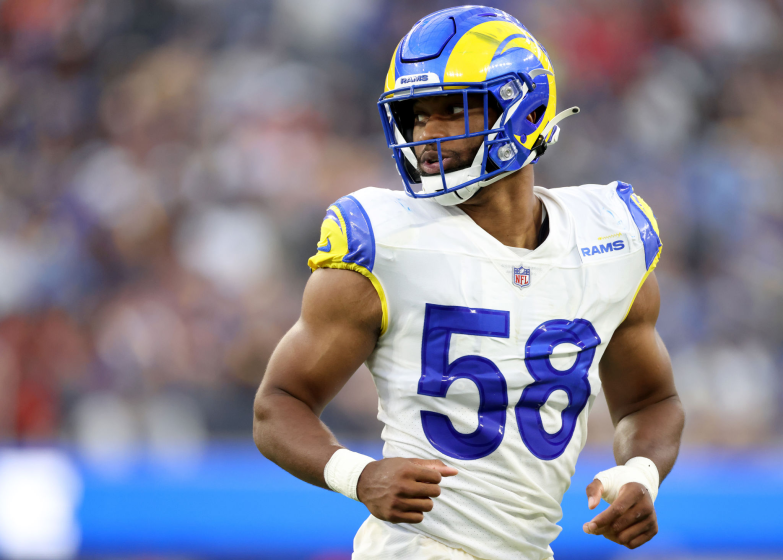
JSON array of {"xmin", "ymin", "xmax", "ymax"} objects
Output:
[{"xmin": 67, "ymin": 443, "xmax": 783, "ymax": 558}]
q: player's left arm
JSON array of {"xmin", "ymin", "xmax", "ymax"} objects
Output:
[{"xmin": 583, "ymin": 272, "xmax": 685, "ymax": 549}]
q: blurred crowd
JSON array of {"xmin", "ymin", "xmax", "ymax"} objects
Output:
[{"xmin": 0, "ymin": 0, "xmax": 781, "ymax": 457}]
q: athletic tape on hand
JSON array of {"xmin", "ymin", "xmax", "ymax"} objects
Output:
[
  {"xmin": 593, "ymin": 457, "xmax": 660, "ymax": 504},
  {"xmin": 324, "ymin": 448, "xmax": 375, "ymax": 502}
]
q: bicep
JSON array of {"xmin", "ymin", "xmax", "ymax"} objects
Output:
[
  {"xmin": 258, "ymin": 268, "xmax": 382, "ymax": 415},
  {"xmin": 599, "ymin": 273, "xmax": 677, "ymax": 424}
]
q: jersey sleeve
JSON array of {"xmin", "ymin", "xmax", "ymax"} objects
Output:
[
  {"xmin": 615, "ymin": 181, "xmax": 662, "ymax": 273},
  {"xmin": 307, "ymin": 194, "xmax": 389, "ymax": 334},
  {"xmin": 614, "ymin": 182, "xmax": 662, "ymax": 319}
]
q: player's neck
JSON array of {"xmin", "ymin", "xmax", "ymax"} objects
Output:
[{"xmin": 458, "ymin": 166, "xmax": 543, "ymax": 250}]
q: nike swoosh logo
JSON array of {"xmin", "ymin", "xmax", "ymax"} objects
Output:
[{"xmin": 317, "ymin": 239, "xmax": 331, "ymax": 252}]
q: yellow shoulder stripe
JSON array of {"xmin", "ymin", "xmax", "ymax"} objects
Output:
[{"xmin": 308, "ymin": 204, "xmax": 389, "ymax": 335}]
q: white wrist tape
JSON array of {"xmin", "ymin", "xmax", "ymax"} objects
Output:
[
  {"xmin": 593, "ymin": 457, "xmax": 660, "ymax": 504},
  {"xmin": 324, "ymin": 448, "xmax": 375, "ymax": 502}
]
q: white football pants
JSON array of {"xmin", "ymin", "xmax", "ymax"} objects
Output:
[{"xmin": 352, "ymin": 515, "xmax": 555, "ymax": 560}]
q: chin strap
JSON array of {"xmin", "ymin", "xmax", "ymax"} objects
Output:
[{"xmin": 522, "ymin": 106, "xmax": 581, "ymax": 168}]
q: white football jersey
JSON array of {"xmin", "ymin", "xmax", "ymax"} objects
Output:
[{"xmin": 309, "ymin": 182, "xmax": 661, "ymax": 560}]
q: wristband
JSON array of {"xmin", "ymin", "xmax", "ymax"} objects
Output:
[
  {"xmin": 593, "ymin": 457, "xmax": 660, "ymax": 504},
  {"xmin": 324, "ymin": 448, "xmax": 375, "ymax": 502}
]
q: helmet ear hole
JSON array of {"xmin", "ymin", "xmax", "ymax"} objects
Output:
[{"xmin": 528, "ymin": 105, "xmax": 547, "ymax": 125}]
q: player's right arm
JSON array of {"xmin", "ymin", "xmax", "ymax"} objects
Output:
[{"xmin": 253, "ymin": 267, "xmax": 456, "ymax": 523}]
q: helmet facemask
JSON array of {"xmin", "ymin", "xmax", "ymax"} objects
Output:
[
  {"xmin": 379, "ymin": 71, "xmax": 576, "ymax": 206},
  {"xmin": 387, "ymin": 90, "xmax": 506, "ymax": 205}
]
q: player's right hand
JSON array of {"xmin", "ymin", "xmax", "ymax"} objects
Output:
[{"xmin": 356, "ymin": 458, "xmax": 458, "ymax": 524}]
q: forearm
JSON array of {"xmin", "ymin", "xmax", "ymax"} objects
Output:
[
  {"xmin": 612, "ymin": 395, "xmax": 684, "ymax": 481},
  {"xmin": 253, "ymin": 388, "xmax": 343, "ymax": 489}
]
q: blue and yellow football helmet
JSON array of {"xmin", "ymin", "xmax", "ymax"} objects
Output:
[{"xmin": 378, "ymin": 6, "xmax": 579, "ymax": 205}]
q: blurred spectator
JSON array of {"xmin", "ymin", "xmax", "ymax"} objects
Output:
[{"xmin": 0, "ymin": 0, "xmax": 781, "ymax": 451}]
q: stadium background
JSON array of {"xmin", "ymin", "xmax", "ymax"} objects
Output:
[{"xmin": 0, "ymin": 0, "xmax": 782, "ymax": 558}]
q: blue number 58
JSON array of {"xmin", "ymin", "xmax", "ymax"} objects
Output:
[{"xmin": 418, "ymin": 304, "xmax": 601, "ymax": 461}]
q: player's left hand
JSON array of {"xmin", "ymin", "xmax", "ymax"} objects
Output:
[{"xmin": 583, "ymin": 480, "xmax": 658, "ymax": 549}]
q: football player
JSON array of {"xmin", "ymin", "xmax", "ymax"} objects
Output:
[{"xmin": 254, "ymin": 6, "xmax": 684, "ymax": 560}]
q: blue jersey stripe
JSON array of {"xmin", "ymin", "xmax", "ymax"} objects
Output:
[
  {"xmin": 616, "ymin": 182, "xmax": 661, "ymax": 270},
  {"xmin": 332, "ymin": 195, "xmax": 376, "ymax": 273}
]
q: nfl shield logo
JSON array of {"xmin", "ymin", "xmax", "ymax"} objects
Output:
[{"xmin": 513, "ymin": 265, "xmax": 531, "ymax": 289}]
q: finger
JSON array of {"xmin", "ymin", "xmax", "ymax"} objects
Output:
[
  {"xmin": 588, "ymin": 488, "xmax": 641, "ymax": 531},
  {"xmin": 584, "ymin": 521, "xmax": 614, "ymax": 536},
  {"xmin": 410, "ymin": 459, "xmax": 458, "ymax": 477},
  {"xmin": 611, "ymin": 503, "xmax": 652, "ymax": 535},
  {"xmin": 389, "ymin": 511, "xmax": 424, "ymax": 524},
  {"xmin": 400, "ymin": 481, "xmax": 442, "ymax": 499},
  {"xmin": 617, "ymin": 519, "xmax": 654, "ymax": 547},
  {"xmin": 584, "ymin": 524, "xmax": 621, "ymax": 542},
  {"xmin": 598, "ymin": 529, "xmax": 621, "ymax": 543},
  {"xmin": 585, "ymin": 479, "xmax": 604, "ymax": 510},
  {"xmin": 397, "ymin": 498, "xmax": 434, "ymax": 513},
  {"xmin": 584, "ymin": 505, "xmax": 622, "ymax": 535},
  {"xmin": 627, "ymin": 526, "xmax": 658, "ymax": 549},
  {"xmin": 409, "ymin": 465, "xmax": 443, "ymax": 484}
]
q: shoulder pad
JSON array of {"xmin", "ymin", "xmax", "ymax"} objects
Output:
[
  {"xmin": 309, "ymin": 194, "xmax": 376, "ymax": 273},
  {"xmin": 307, "ymin": 191, "xmax": 388, "ymax": 334}
]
